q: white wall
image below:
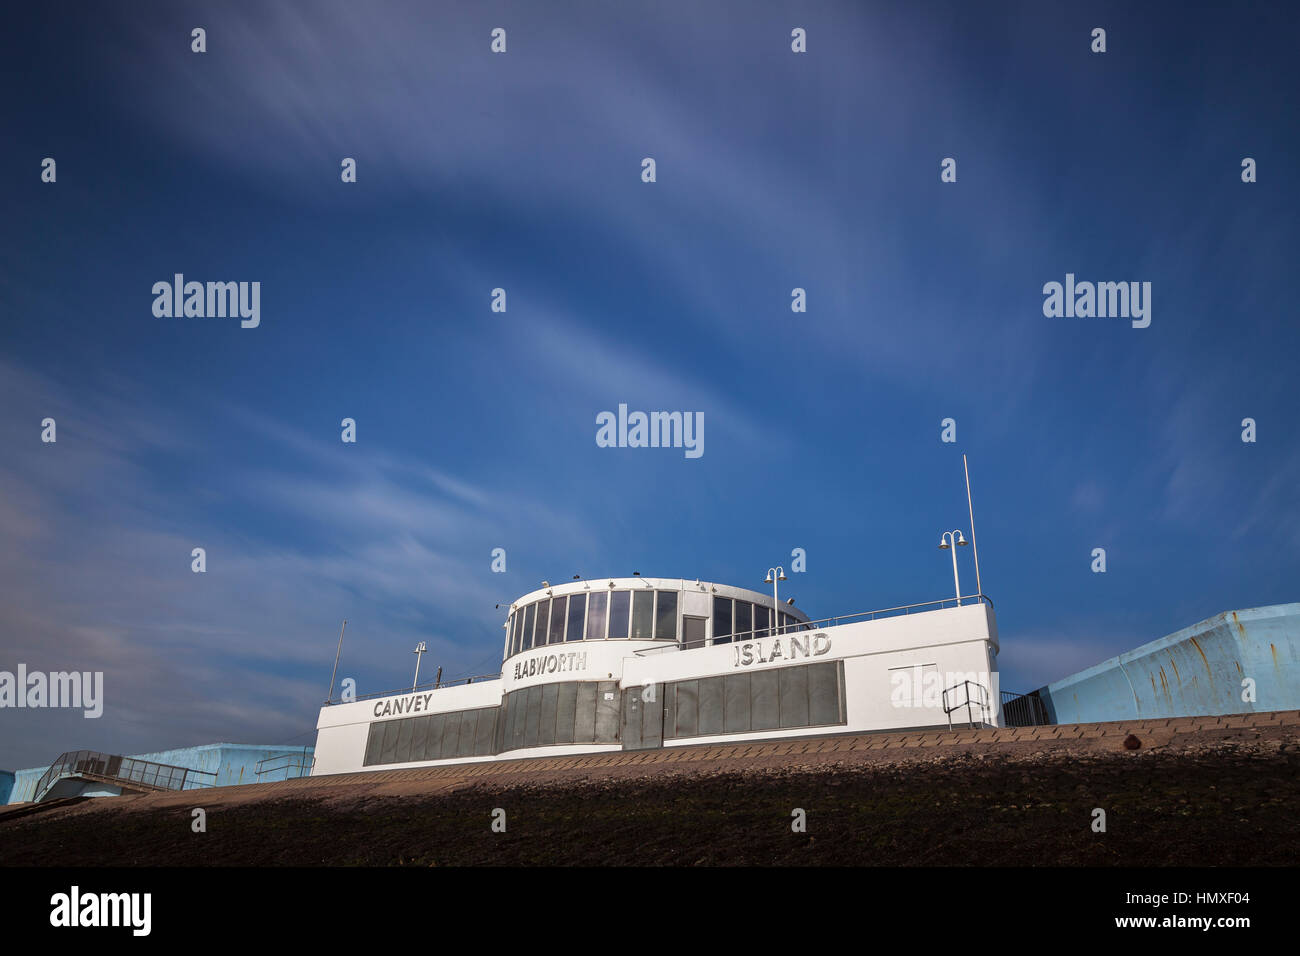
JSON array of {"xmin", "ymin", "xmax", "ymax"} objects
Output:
[
  {"xmin": 312, "ymin": 602, "xmax": 1001, "ymax": 775},
  {"xmin": 626, "ymin": 602, "xmax": 1000, "ymax": 733},
  {"xmin": 312, "ymin": 678, "xmax": 502, "ymax": 776}
]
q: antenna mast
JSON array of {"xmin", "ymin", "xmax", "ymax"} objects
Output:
[
  {"xmin": 963, "ymin": 455, "xmax": 983, "ymax": 601},
  {"xmin": 326, "ymin": 620, "xmax": 346, "ymax": 703}
]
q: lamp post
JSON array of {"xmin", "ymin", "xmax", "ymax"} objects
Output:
[
  {"xmin": 938, "ymin": 531, "xmax": 969, "ymax": 605},
  {"xmin": 764, "ymin": 567, "xmax": 787, "ymax": 635},
  {"xmin": 412, "ymin": 641, "xmax": 427, "ymax": 691}
]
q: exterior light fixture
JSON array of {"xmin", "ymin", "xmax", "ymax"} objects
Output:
[
  {"xmin": 765, "ymin": 567, "xmax": 787, "ymax": 633},
  {"xmin": 412, "ymin": 642, "xmax": 428, "ymax": 691},
  {"xmin": 938, "ymin": 530, "xmax": 969, "ymax": 605}
]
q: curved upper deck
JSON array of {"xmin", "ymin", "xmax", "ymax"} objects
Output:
[{"xmin": 501, "ymin": 576, "xmax": 812, "ymax": 662}]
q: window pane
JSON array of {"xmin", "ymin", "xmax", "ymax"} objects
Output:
[
  {"xmin": 509, "ymin": 613, "xmax": 520, "ymax": 656},
  {"xmin": 548, "ymin": 596, "xmax": 567, "ymax": 644},
  {"xmin": 735, "ymin": 601, "xmax": 752, "ymax": 640},
  {"xmin": 780, "ymin": 612, "xmax": 793, "ymax": 634},
  {"xmin": 712, "ymin": 597, "xmax": 732, "ymax": 644},
  {"xmin": 754, "ymin": 604, "xmax": 769, "ymax": 639},
  {"xmin": 586, "ymin": 591, "xmax": 608, "ymax": 641},
  {"xmin": 567, "ymin": 593, "xmax": 586, "ymax": 641},
  {"xmin": 609, "ymin": 591, "xmax": 630, "ymax": 638},
  {"xmin": 524, "ymin": 602, "xmax": 538, "ymax": 651},
  {"xmin": 655, "ymin": 591, "xmax": 678, "ymax": 639},
  {"xmin": 631, "ymin": 590, "xmax": 654, "ymax": 639}
]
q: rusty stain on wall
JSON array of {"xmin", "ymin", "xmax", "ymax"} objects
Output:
[{"xmin": 1189, "ymin": 636, "xmax": 1213, "ymax": 677}]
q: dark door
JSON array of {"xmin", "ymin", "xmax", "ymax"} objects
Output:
[{"xmin": 621, "ymin": 682, "xmax": 664, "ymax": 750}]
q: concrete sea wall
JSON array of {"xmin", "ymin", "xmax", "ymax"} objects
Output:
[{"xmin": 1034, "ymin": 603, "xmax": 1300, "ymax": 724}]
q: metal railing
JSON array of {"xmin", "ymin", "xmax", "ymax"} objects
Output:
[
  {"xmin": 635, "ymin": 593, "xmax": 994, "ymax": 656},
  {"xmin": 942, "ymin": 680, "xmax": 991, "ymax": 730},
  {"xmin": 324, "ymin": 673, "xmax": 499, "ymax": 706},
  {"xmin": 255, "ymin": 749, "xmax": 315, "ymax": 779},
  {"xmin": 1000, "ymin": 690, "xmax": 1050, "ymax": 727},
  {"xmin": 31, "ymin": 750, "xmax": 207, "ymax": 803}
]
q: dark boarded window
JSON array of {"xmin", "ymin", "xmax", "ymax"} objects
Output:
[
  {"xmin": 494, "ymin": 680, "xmax": 622, "ymax": 752},
  {"xmin": 698, "ymin": 675, "xmax": 724, "ymax": 736},
  {"xmin": 724, "ymin": 674, "xmax": 750, "ymax": 733},
  {"xmin": 663, "ymin": 660, "xmax": 845, "ymax": 741},
  {"xmin": 683, "ymin": 616, "xmax": 707, "ymax": 647},
  {"xmin": 364, "ymin": 704, "xmax": 502, "ymax": 766}
]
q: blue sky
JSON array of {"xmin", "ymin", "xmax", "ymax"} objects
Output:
[{"xmin": 2, "ymin": 1, "xmax": 1298, "ymax": 768}]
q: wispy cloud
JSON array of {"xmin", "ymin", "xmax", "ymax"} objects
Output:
[{"xmin": 0, "ymin": 357, "xmax": 587, "ymax": 767}]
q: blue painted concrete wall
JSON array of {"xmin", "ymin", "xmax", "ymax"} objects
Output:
[
  {"xmin": 9, "ymin": 767, "xmax": 46, "ymax": 804},
  {"xmin": 6, "ymin": 743, "xmax": 313, "ymax": 804},
  {"xmin": 1034, "ymin": 603, "xmax": 1300, "ymax": 724},
  {"xmin": 129, "ymin": 743, "xmax": 315, "ymax": 788}
]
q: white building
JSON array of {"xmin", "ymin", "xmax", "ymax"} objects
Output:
[{"xmin": 312, "ymin": 577, "xmax": 1001, "ymax": 775}]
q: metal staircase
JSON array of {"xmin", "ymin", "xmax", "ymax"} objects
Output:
[{"xmin": 30, "ymin": 750, "xmax": 208, "ymax": 803}]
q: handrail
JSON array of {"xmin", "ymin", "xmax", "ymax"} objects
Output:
[
  {"xmin": 942, "ymin": 680, "xmax": 990, "ymax": 730},
  {"xmin": 255, "ymin": 749, "xmax": 315, "ymax": 778},
  {"xmin": 635, "ymin": 593, "xmax": 994, "ymax": 655}
]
